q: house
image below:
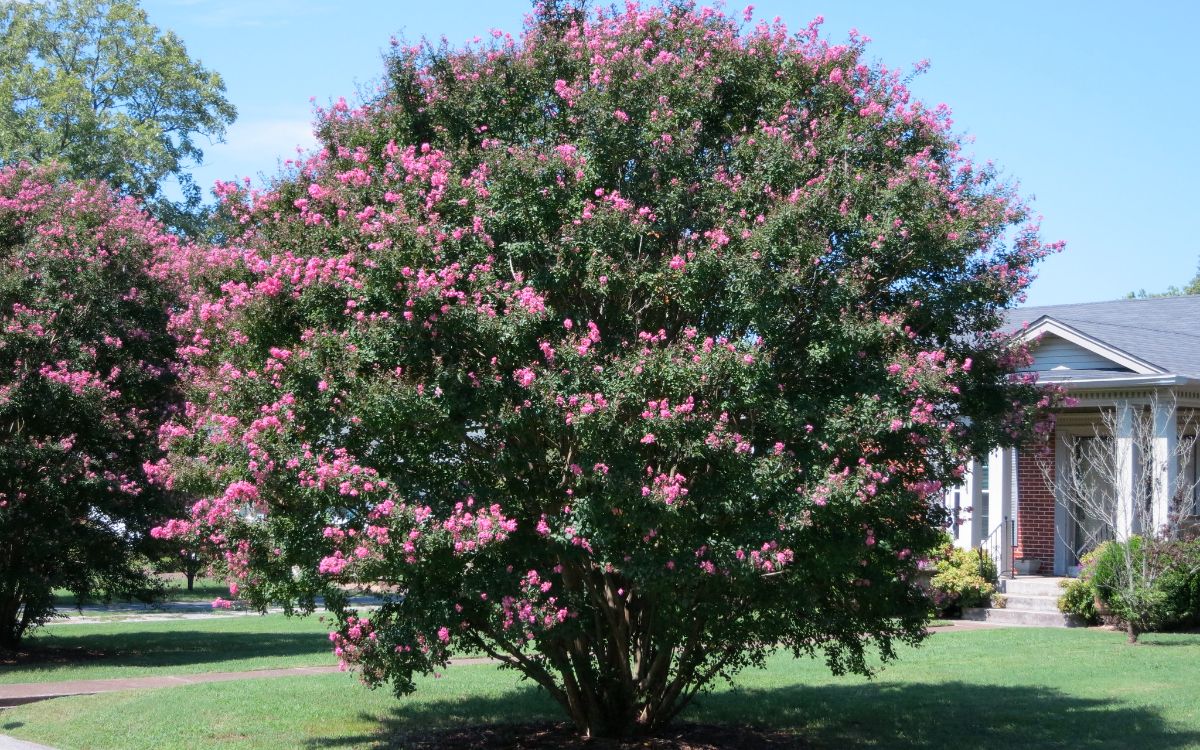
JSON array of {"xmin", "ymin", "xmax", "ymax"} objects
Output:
[{"xmin": 946, "ymin": 295, "xmax": 1200, "ymax": 577}]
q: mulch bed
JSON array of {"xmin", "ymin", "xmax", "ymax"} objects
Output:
[{"xmin": 389, "ymin": 721, "xmax": 808, "ymax": 749}]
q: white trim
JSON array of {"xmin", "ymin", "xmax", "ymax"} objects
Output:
[{"xmin": 1019, "ymin": 317, "xmax": 1164, "ymax": 375}]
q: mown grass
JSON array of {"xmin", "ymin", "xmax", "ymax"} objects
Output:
[
  {"xmin": 1, "ymin": 613, "xmax": 336, "ymax": 683},
  {"xmin": 4, "ymin": 627, "xmax": 1200, "ymax": 749}
]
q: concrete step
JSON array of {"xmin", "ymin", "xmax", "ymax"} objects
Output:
[
  {"xmin": 998, "ymin": 576, "xmax": 1071, "ymax": 597},
  {"xmin": 997, "ymin": 594, "xmax": 1062, "ymax": 613},
  {"xmin": 961, "ymin": 607, "xmax": 1086, "ymax": 628}
]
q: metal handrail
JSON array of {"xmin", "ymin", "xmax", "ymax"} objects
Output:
[{"xmin": 979, "ymin": 516, "xmax": 1015, "ymax": 579}]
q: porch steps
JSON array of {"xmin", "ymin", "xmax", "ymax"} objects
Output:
[{"xmin": 961, "ymin": 576, "xmax": 1087, "ymax": 628}]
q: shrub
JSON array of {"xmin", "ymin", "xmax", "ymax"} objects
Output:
[
  {"xmin": 155, "ymin": 3, "xmax": 1054, "ymax": 738},
  {"xmin": 1154, "ymin": 538, "xmax": 1200, "ymax": 628},
  {"xmin": 1057, "ymin": 576, "xmax": 1099, "ymax": 624},
  {"xmin": 1083, "ymin": 537, "xmax": 1200, "ymax": 640},
  {"xmin": 930, "ymin": 547, "xmax": 997, "ymax": 616}
]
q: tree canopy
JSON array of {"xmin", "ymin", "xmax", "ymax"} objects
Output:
[
  {"xmin": 0, "ymin": 164, "xmax": 183, "ymax": 647},
  {"xmin": 155, "ymin": 3, "xmax": 1057, "ymax": 738},
  {"xmin": 0, "ymin": 0, "xmax": 236, "ymax": 233}
]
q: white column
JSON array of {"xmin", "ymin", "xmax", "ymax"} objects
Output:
[
  {"xmin": 1053, "ymin": 429, "xmax": 1071, "ymax": 575},
  {"xmin": 987, "ymin": 447, "xmax": 1014, "ymax": 575},
  {"xmin": 969, "ymin": 457, "xmax": 985, "ymax": 547},
  {"xmin": 1151, "ymin": 399, "xmax": 1178, "ymax": 537},
  {"xmin": 988, "ymin": 446, "xmax": 1008, "ymax": 540},
  {"xmin": 1114, "ymin": 401, "xmax": 1137, "ymax": 540}
]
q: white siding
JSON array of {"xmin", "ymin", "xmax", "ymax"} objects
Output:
[{"xmin": 1024, "ymin": 334, "xmax": 1129, "ymax": 372}]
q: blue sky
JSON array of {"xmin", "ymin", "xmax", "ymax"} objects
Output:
[{"xmin": 143, "ymin": 0, "xmax": 1200, "ymax": 307}]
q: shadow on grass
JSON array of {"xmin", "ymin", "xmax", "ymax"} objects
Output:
[
  {"xmin": 305, "ymin": 680, "xmax": 1200, "ymax": 750},
  {"xmin": 8, "ymin": 630, "xmax": 331, "ymax": 676}
]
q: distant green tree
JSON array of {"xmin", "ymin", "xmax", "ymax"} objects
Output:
[
  {"xmin": 1127, "ymin": 258, "xmax": 1200, "ymax": 299},
  {"xmin": 0, "ymin": 0, "xmax": 236, "ymax": 234}
]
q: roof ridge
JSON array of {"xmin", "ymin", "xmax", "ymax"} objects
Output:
[
  {"xmin": 1051, "ymin": 316, "xmax": 1200, "ymax": 342},
  {"xmin": 1017, "ymin": 294, "xmax": 1200, "ymax": 312}
]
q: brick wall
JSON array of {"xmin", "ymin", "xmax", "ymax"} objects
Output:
[{"xmin": 1016, "ymin": 449, "xmax": 1056, "ymax": 574}]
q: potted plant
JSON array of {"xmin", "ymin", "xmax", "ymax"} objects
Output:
[{"xmin": 1014, "ymin": 558, "xmax": 1041, "ymax": 575}]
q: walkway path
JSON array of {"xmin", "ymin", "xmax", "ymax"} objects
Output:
[
  {"xmin": 0, "ymin": 735, "xmax": 57, "ymax": 750},
  {"xmin": 59, "ymin": 595, "xmax": 385, "ymax": 624}
]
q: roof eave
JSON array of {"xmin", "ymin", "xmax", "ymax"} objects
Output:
[
  {"xmin": 1016, "ymin": 316, "xmax": 1166, "ymax": 375},
  {"xmin": 1038, "ymin": 373, "xmax": 1200, "ymax": 390}
]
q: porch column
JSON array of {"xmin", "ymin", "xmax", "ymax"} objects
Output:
[
  {"xmin": 1114, "ymin": 401, "xmax": 1137, "ymax": 540},
  {"xmin": 1151, "ymin": 399, "xmax": 1178, "ymax": 537},
  {"xmin": 987, "ymin": 447, "xmax": 1014, "ymax": 575},
  {"xmin": 968, "ymin": 457, "xmax": 985, "ymax": 547}
]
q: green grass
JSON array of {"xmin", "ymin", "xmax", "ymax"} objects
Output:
[
  {"xmin": 52, "ymin": 576, "xmax": 232, "ymax": 609},
  {"xmin": 4, "ymin": 627, "xmax": 1200, "ymax": 749},
  {"xmin": 2, "ymin": 613, "xmax": 336, "ymax": 683}
]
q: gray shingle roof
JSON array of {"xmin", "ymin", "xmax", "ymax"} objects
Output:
[{"xmin": 1004, "ymin": 296, "xmax": 1200, "ymax": 378}]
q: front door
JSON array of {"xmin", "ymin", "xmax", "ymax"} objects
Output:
[{"xmin": 1069, "ymin": 436, "xmax": 1114, "ymax": 566}]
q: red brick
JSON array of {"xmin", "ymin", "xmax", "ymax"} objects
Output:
[{"xmin": 1016, "ymin": 449, "xmax": 1055, "ymax": 574}]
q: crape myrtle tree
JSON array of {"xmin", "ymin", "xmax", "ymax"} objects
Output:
[
  {"xmin": 0, "ymin": 164, "xmax": 183, "ymax": 648},
  {"xmin": 155, "ymin": 3, "xmax": 1058, "ymax": 737}
]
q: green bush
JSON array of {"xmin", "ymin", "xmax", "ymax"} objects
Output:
[
  {"xmin": 1081, "ymin": 537, "xmax": 1200, "ymax": 637},
  {"xmin": 1158, "ymin": 539, "xmax": 1200, "ymax": 627},
  {"xmin": 930, "ymin": 547, "xmax": 998, "ymax": 616},
  {"xmin": 1057, "ymin": 575, "xmax": 1099, "ymax": 624}
]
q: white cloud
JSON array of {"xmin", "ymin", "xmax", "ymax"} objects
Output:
[
  {"xmin": 190, "ymin": 117, "xmax": 318, "ymax": 192},
  {"xmin": 219, "ymin": 117, "xmax": 318, "ymax": 158}
]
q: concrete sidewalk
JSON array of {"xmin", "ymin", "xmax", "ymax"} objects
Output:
[
  {"xmin": 0, "ymin": 736, "xmax": 58, "ymax": 750},
  {"xmin": 59, "ymin": 595, "xmax": 386, "ymax": 624}
]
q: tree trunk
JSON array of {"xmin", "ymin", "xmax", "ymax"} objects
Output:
[
  {"xmin": 186, "ymin": 568, "xmax": 195, "ymax": 591},
  {"xmin": 1126, "ymin": 620, "xmax": 1140, "ymax": 644},
  {"xmin": 0, "ymin": 593, "xmax": 27, "ymax": 651}
]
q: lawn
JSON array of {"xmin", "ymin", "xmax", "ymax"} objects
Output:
[
  {"xmin": 52, "ymin": 576, "xmax": 232, "ymax": 609},
  {"xmin": 1, "ymin": 613, "xmax": 336, "ymax": 683},
  {"xmin": 3, "ymin": 627, "xmax": 1200, "ymax": 749}
]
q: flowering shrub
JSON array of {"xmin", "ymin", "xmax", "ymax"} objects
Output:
[
  {"xmin": 156, "ymin": 3, "xmax": 1056, "ymax": 737},
  {"xmin": 930, "ymin": 546, "xmax": 997, "ymax": 616},
  {"xmin": 0, "ymin": 164, "xmax": 182, "ymax": 648}
]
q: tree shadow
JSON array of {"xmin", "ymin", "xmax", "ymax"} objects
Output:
[
  {"xmin": 305, "ymin": 680, "xmax": 1200, "ymax": 749},
  {"xmin": 6, "ymin": 630, "xmax": 332, "ymax": 676}
]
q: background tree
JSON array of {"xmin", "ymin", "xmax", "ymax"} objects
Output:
[
  {"xmin": 156, "ymin": 3, "xmax": 1057, "ymax": 738},
  {"xmin": 0, "ymin": 0, "xmax": 236, "ymax": 235},
  {"xmin": 0, "ymin": 164, "xmax": 183, "ymax": 648},
  {"xmin": 1126, "ymin": 257, "xmax": 1200, "ymax": 298}
]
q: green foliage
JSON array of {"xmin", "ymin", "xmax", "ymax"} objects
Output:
[
  {"xmin": 1078, "ymin": 537, "xmax": 1200, "ymax": 638},
  {"xmin": 0, "ymin": 0, "xmax": 236, "ymax": 233},
  {"xmin": 1152, "ymin": 538, "xmax": 1200, "ymax": 627},
  {"xmin": 159, "ymin": 3, "xmax": 1055, "ymax": 737},
  {"xmin": 930, "ymin": 547, "xmax": 997, "ymax": 614},
  {"xmin": 1057, "ymin": 577, "xmax": 1099, "ymax": 624},
  {"xmin": 0, "ymin": 164, "xmax": 182, "ymax": 648}
]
